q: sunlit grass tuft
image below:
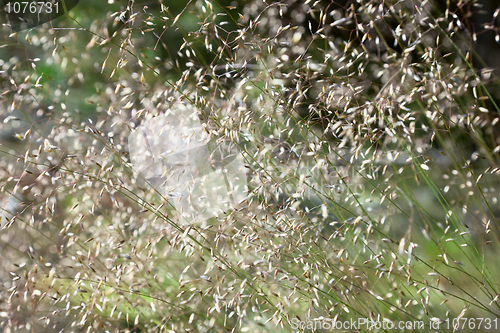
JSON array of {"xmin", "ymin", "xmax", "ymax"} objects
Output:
[{"xmin": 0, "ymin": 0, "xmax": 500, "ymax": 332}]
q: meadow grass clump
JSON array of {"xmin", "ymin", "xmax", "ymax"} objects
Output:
[{"xmin": 1, "ymin": 0, "xmax": 500, "ymax": 332}]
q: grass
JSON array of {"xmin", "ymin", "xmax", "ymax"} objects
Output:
[{"xmin": 1, "ymin": 0, "xmax": 500, "ymax": 332}]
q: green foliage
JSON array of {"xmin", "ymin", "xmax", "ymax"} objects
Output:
[{"xmin": 1, "ymin": 0, "xmax": 500, "ymax": 332}]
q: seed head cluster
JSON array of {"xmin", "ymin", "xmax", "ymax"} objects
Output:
[{"xmin": 0, "ymin": 0, "xmax": 500, "ymax": 332}]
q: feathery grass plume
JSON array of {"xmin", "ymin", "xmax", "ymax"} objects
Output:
[{"xmin": 0, "ymin": 0, "xmax": 499, "ymax": 332}]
